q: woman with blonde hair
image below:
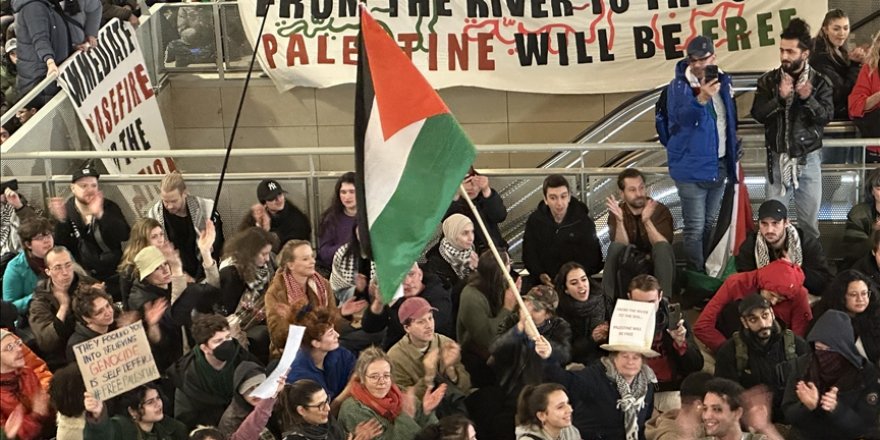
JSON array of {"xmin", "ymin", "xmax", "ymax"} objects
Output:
[
  {"xmin": 118, "ymin": 218, "xmax": 166, "ymax": 305},
  {"xmin": 849, "ymin": 30, "xmax": 880, "ymax": 139}
]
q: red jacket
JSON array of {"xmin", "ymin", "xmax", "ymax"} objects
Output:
[
  {"xmin": 695, "ymin": 260, "xmax": 813, "ymax": 353},
  {"xmin": 0, "ymin": 368, "xmax": 49, "ymax": 440},
  {"xmin": 848, "ymin": 64, "xmax": 880, "ymax": 119}
]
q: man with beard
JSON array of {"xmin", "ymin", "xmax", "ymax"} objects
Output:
[
  {"xmin": 736, "ymin": 199, "xmax": 833, "ymax": 297},
  {"xmin": 50, "ymin": 167, "xmax": 130, "ymax": 301},
  {"xmin": 751, "ymin": 18, "xmax": 834, "ymax": 243},
  {"xmin": 146, "ymin": 171, "xmax": 224, "ymax": 280},
  {"xmin": 714, "ymin": 293, "xmax": 809, "ymax": 422},
  {"xmin": 661, "ymin": 35, "xmax": 740, "ymax": 273},
  {"xmin": 604, "ymin": 168, "xmax": 675, "ymax": 298}
]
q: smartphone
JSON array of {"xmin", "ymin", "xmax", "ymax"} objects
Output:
[
  {"xmin": 704, "ymin": 65, "xmax": 719, "ymax": 83},
  {"xmin": 0, "ymin": 179, "xmax": 18, "ymax": 193},
  {"xmin": 667, "ymin": 302, "xmax": 683, "ymax": 330}
]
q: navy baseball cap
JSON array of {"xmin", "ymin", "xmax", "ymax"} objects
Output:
[{"xmin": 687, "ymin": 36, "xmax": 715, "ymax": 59}]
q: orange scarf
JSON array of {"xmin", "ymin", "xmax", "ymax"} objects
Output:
[{"xmin": 349, "ymin": 376, "xmax": 403, "ymax": 421}]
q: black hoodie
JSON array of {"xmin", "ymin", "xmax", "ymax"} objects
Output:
[
  {"xmin": 782, "ymin": 310, "xmax": 880, "ymax": 439},
  {"xmin": 522, "ymin": 196, "xmax": 603, "ymax": 280}
]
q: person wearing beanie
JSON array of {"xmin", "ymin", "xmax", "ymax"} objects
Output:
[
  {"xmin": 0, "ymin": 329, "xmax": 52, "ymax": 440},
  {"xmin": 387, "ymin": 296, "xmax": 471, "ymax": 418},
  {"xmin": 660, "ymin": 34, "xmax": 740, "ymax": 273},
  {"xmin": 751, "ymin": 17, "xmax": 835, "ymax": 244},
  {"xmin": 523, "ymin": 174, "xmax": 603, "ymax": 288},
  {"xmin": 482, "ymin": 284, "xmax": 572, "ymax": 439},
  {"xmin": 50, "ymin": 167, "xmax": 131, "ymax": 302},
  {"xmin": 217, "ymin": 361, "xmax": 282, "ymax": 440},
  {"xmin": 736, "ymin": 199, "xmax": 833, "ymax": 297},
  {"xmin": 714, "ymin": 293, "xmax": 810, "ymax": 423},
  {"xmin": 782, "ymin": 310, "xmax": 880, "ymax": 439},
  {"xmin": 423, "ymin": 213, "xmax": 478, "ymax": 292},
  {"xmin": 695, "ymin": 258, "xmax": 813, "ymax": 353}
]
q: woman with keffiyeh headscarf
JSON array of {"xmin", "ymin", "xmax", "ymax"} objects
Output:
[{"xmin": 423, "ymin": 214, "xmax": 478, "ymax": 291}]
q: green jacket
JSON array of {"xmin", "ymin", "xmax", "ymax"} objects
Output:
[
  {"xmin": 455, "ymin": 284, "xmax": 515, "ymax": 359},
  {"xmin": 338, "ymin": 396, "xmax": 437, "ymax": 440},
  {"xmin": 84, "ymin": 412, "xmax": 188, "ymax": 440}
]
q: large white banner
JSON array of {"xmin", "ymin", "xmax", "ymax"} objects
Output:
[
  {"xmin": 57, "ymin": 19, "xmax": 176, "ymax": 213},
  {"xmin": 238, "ymin": 0, "xmax": 827, "ymax": 94}
]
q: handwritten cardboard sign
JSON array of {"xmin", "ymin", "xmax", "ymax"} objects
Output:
[
  {"xmin": 608, "ymin": 299, "xmax": 657, "ymax": 349},
  {"xmin": 72, "ymin": 321, "xmax": 160, "ymax": 401}
]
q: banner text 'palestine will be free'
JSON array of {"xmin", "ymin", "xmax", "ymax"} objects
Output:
[{"xmin": 238, "ymin": 0, "xmax": 827, "ymax": 94}]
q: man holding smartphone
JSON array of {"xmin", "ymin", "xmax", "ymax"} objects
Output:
[{"xmin": 660, "ymin": 35, "xmax": 740, "ymax": 273}]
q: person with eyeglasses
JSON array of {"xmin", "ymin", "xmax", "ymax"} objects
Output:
[
  {"xmin": 276, "ymin": 379, "xmax": 382, "ymax": 440},
  {"xmin": 811, "ymin": 270, "xmax": 880, "ymax": 366},
  {"xmin": 339, "ymin": 346, "xmax": 446, "ymax": 440},
  {"xmin": 27, "ymin": 247, "xmax": 100, "ymax": 370},
  {"xmin": 0, "ymin": 328, "xmax": 52, "ymax": 440},
  {"xmin": 2, "ymin": 217, "xmax": 54, "ymax": 318},
  {"xmin": 83, "ymin": 383, "xmax": 188, "ymax": 440}
]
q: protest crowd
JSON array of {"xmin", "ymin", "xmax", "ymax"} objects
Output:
[{"xmin": 2, "ymin": 6, "xmax": 880, "ymax": 440}]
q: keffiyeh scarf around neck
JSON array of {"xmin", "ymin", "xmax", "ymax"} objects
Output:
[
  {"xmin": 778, "ymin": 64, "xmax": 812, "ymax": 194},
  {"xmin": 601, "ymin": 356, "xmax": 656, "ymax": 440},
  {"xmin": 283, "ymin": 270, "xmax": 329, "ymax": 309},
  {"xmin": 439, "ymin": 237, "xmax": 473, "ymax": 280},
  {"xmin": 0, "ymin": 203, "xmax": 19, "ymax": 254},
  {"xmin": 755, "ymin": 223, "xmax": 802, "ymax": 268}
]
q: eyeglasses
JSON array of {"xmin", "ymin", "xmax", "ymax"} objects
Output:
[
  {"xmin": 31, "ymin": 233, "xmax": 53, "ymax": 242},
  {"xmin": 49, "ymin": 262, "xmax": 74, "ymax": 273},
  {"xmin": 303, "ymin": 397, "xmax": 330, "ymax": 409},
  {"xmin": 1, "ymin": 339, "xmax": 23, "ymax": 352},
  {"xmin": 365, "ymin": 373, "xmax": 392, "ymax": 383},
  {"xmin": 140, "ymin": 396, "xmax": 161, "ymax": 408}
]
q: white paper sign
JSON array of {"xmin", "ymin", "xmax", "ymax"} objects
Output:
[
  {"xmin": 608, "ymin": 299, "xmax": 656, "ymax": 349},
  {"xmin": 249, "ymin": 325, "xmax": 304, "ymax": 399}
]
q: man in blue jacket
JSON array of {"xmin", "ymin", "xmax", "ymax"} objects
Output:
[{"xmin": 663, "ymin": 35, "xmax": 739, "ymax": 272}]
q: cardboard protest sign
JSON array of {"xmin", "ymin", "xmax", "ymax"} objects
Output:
[
  {"xmin": 72, "ymin": 321, "xmax": 160, "ymax": 401},
  {"xmin": 605, "ymin": 299, "xmax": 657, "ymax": 351},
  {"xmin": 250, "ymin": 325, "xmax": 304, "ymax": 399}
]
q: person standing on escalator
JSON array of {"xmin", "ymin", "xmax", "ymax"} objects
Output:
[{"xmin": 661, "ymin": 35, "xmax": 740, "ymax": 273}]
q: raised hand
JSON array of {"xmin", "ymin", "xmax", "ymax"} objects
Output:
[
  {"xmin": 779, "ymin": 73, "xmax": 793, "ymax": 99},
  {"xmin": 47, "ymin": 197, "xmax": 67, "ymax": 221},
  {"xmin": 340, "ymin": 298, "xmax": 368, "ymax": 317},
  {"xmin": 819, "ymin": 386, "xmax": 838, "ymax": 412},
  {"xmin": 87, "ymin": 190, "xmax": 104, "ymax": 219},
  {"xmin": 4, "ymin": 405, "xmax": 24, "ymax": 439},
  {"xmin": 197, "ymin": 219, "xmax": 216, "ymax": 254},
  {"xmin": 83, "ymin": 391, "xmax": 103, "ymax": 418},
  {"xmin": 591, "ymin": 321, "xmax": 609, "ymax": 342},
  {"xmin": 3, "ymin": 188, "xmax": 22, "ymax": 209},
  {"xmin": 422, "ymin": 348, "xmax": 440, "ymax": 380},
  {"xmin": 641, "ymin": 198, "xmax": 657, "ymax": 221},
  {"xmin": 795, "ymin": 80, "xmax": 813, "ymax": 100},
  {"xmin": 440, "ymin": 341, "xmax": 461, "ymax": 370},
  {"xmin": 795, "ymin": 381, "xmax": 819, "ymax": 411},
  {"xmin": 534, "ymin": 335, "xmax": 552, "ymax": 359},
  {"xmin": 31, "ymin": 391, "xmax": 50, "ymax": 417},
  {"xmin": 422, "ymin": 383, "xmax": 447, "ymax": 414},
  {"xmin": 605, "ymin": 195, "xmax": 623, "ymax": 222},
  {"xmin": 401, "ymin": 387, "xmax": 417, "ymax": 418},
  {"xmin": 144, "ymin": 298, "xmax": 168, "ymax": 327},
  {"xmin": 352, "ymin": 418, "xmax": 383, "ymax": 440}
]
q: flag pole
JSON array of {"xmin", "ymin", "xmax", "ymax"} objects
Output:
[{"xmin": 458, "ymin": 184, "xmax": 539, "ymax": 340}]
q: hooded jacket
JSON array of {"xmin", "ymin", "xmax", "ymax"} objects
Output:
[
  {"xmin": 736, "ymin": 228, "xmax": 833, "ymax": 297},
  {"xmin": 218, "ymin": 361, "xmax": 275, "ymax": 440},
  {"xmin": 695, "ymin": 260, "xmax": 813, "ymax": 353},
  {"xmin": 523, "ymin": 196, "xmax": 603, "ymax": 279},
  {"xmin": 751, "ymin": 65, "xmax": 834, "ymax": 160},
  {"xmin": 664, "ymin": 59, "xmax": 740, "ymax": 183},
  {"xmin": 11, "ymin": 0, "xmax": 100, "ymax": 99},
  {"xmin": 782, "ymin": 310, "xmax": 880, "ymax": 439}
]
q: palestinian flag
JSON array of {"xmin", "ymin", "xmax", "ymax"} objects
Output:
[
  {"xmin": 704, "ymin": 162, "xmax": 754, "ymax": 278},
  {"xmin": 354, "ymin": 6, "xmax": 476, "ymax": 303}
]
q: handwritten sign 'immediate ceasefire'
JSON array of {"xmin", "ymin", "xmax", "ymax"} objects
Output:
[{"xmin": 73, "ymin": 321, "xmax": 160, "ymax": 401}]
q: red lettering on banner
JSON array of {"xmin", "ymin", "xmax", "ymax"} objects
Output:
[
  {"xmin": 398, "ymin": 33, "xmax": 419, "ymax": 59},
  {"xmin": 317, "ymin": 35, "xmax": 335, "ymax": 64},
  {"xmin": 342, "ymin": 35, "xmax": 357, "ymax": 65},
  {"xmin": 477, "ymin": 33, "xmax": 495, "ymax": 70},
  {"xmin": 287, "ymin": 34, "xmax": 309, "ymax": 65},
  {"xmin": 84, "ymin": 68, "xmax": 152, "ymax": 143},
  {"xmin": 262, "ymin": 34, "xmax": 278, "ymax": 68}
]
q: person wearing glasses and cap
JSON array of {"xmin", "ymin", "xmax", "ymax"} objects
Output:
[
  {"xmin": 661, "ymin": 35, "xmax": 740, "ymax": 273},
  {"xmin": 247, "ymin": 179, "xmax": 311, "ymax": 251}
]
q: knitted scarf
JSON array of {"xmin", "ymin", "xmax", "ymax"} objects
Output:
[
  {"xmin": 754, "ymin": 223, "xmax": 802, "ymax": 268},
  {"xmin": 349, "ymin": 377, "xmax": 403, "ymax": 421},
  {"xmin": 438, "ymin": 237, "xmax": 473, "ymax": 280},
  {"xmin": 283, "ymin": 270, "xmax": 329, "ymax": 309},
  {"xmin": 0, "ymin": 203, "xmax": 18, "ymax": 254},
  {"xmin": 601, "ymin": 356, "xmax": 656, "ymax": 440},
  {"xmin": 559, "ymin": 291, "xmax": 606, "ymax": 334},
  {"xmin": 778, "ymin": 64, "xmax": 813, "ymax": 194}
]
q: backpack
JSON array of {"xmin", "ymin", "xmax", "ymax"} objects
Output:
[
  {"xmin": 614, "ymin": 244, "xmax": 653, "ymax": 301},
  {"xmin": 732, "ymin": 329, "xmax": 798, "ymax": 374},
  {"xmin": 654, "ymin": 83, "xmax": 672, "ymax": 146}
]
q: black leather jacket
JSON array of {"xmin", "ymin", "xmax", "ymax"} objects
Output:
[{"xmin": 750, "ymin": 66, "xmax": 834, "ymax": 162}]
